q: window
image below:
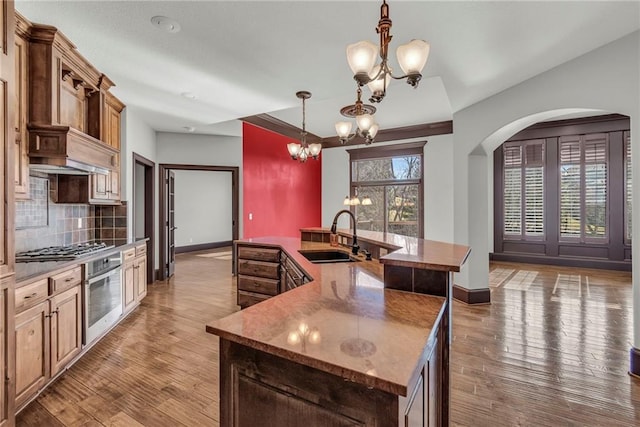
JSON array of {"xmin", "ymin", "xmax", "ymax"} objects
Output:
[
  {"xmin": 559, "ymin": 134, "xmax": 608, "ymax": 241},
  {"xmin": 625, "ymin": 131, "xmax": 632, "ymax": 242},
  {"xmin": 493, "ymin": 115, "xmax": 631, "ymax": 267},
  {"xmin": 348, "ymin": 142, "xmax": 424, "ymax": 238},
  {"xmin": 503, "ymin": 140, "xmax": 544, "ymax": 239}
]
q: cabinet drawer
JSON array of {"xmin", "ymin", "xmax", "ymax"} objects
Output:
[
  {"xmin": 238, "ymin": 290, "xmax": 271, "ymax": 308},
  {"xmin": 15, "ymin": 279, "xmax": 49, "ymax": 313},
  {"xmin": 135, "ymin": 244, "xmax": 147, "ymax": 257},
  {"xmin": 238, "ymin": 275, "xmax": 279, "ymax": 296},
  {"xmin": 122, "ymin": 248, "xmax": 136, "ymax": 262},
  {"xmin": 237, "ymin": 246, "xmax": 280, "ymax": 262},
  {"xmin": 237, "ymin": 259, "xmax": 280, "ymax": 279},
  {"xmin": 49, "ymin": 266, "xmax": 82, "ymax": 294}
]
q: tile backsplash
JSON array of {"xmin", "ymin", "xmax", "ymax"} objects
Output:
[
  {"xmin": 15, "ymin": 176, "xmax": 96, "ymax": 252},
  {"xmin": 15, "ymin": 175, "xmax": 129, "ymax": 253}
]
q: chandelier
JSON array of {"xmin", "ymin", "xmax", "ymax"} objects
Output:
[
  {"xmin": 345, "ymin": 0, "xmax": 430, "ymax": 103},
  {"xmin": 287, "ymin": 91, "xmax": 322, "ymax": 162},
  {"xmin": 343, "ymin": 194, "xmax": 372, "ymax": 206},
  {"xmin": 335, "ymin": 87, "xmax": 380, "ymax": 145}
]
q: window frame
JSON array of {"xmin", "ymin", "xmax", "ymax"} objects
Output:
[{"xmin": 348, "ymin": 141, "xmax": 426, "ymax": 238}]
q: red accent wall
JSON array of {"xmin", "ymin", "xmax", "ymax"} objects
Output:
[{"xmin": 242, "ymin": 122, "xmax": 322, "ymax": 238}]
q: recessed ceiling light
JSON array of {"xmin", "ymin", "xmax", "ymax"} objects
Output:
[
  {"xmin": 151, "ymin": 16, "xmax": 181, "ymax": 33},
  {"xmin": 181, "ymin": 91, "xmax": 197, "ymax": 100},
  {"xmin": 183, "ymin": 126, "xmax": 195, "ymax": 133}
]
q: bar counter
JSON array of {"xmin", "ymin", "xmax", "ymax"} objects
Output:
[{"xmin": 206, "ymin": 230, "xmax": 470, "ymax": 427}]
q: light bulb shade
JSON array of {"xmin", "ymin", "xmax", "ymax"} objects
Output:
[
  {"xmin": 368, "ymin": 123, "xmax": 380, "ymax": 139},
  {"xmin": 308, "ymin": 143, "xmax": 322, "ymax": 158},
  {"xmin": 343, "ymin": 196, "xmax": 351, "ymax": 206},
  {"xmin": 346, "ymin": 40, "xmax": 378, "ymax": 76},
  {"xmin": 356, "ymin": 114, "xmax": 375, "ymax": 133},
  {"xmin": 361, "ymin": 196, "xmax": 372, "ymax": 206},
  {"xmin": 287, "ymin": 142, "xmax": 300, "ymax": 157},
  {"xmin": 366, "ymin": 64, "xmax": 391, "ymax": 94},
  {"xmin": 335, "ymin": 121, "xmax": 353, "ymax": 139},
  {"xmin": 350, "ymin": 197, "xmax": 361, "ymax": 206},
  {"xmin": 396, "ymin": 39, "xmax": 430, "ymax": 75}
]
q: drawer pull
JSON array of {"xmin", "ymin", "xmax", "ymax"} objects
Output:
[
  {"xmin": 23, "ymin": 293, "xmax": 38, "ymax": 299},
  {"xmin": 65, "ymin": 277, "xmax": 74, "ymax": 282}
]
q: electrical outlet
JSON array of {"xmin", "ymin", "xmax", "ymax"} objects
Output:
[
  {"xmin": 249, "ymin": 213, "xmax": 253, "ymax": 220},
  {"xmin": 189, "ymin": 238, "xmax": 193, "ymax": 243}
]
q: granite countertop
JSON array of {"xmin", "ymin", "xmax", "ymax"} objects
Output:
[
  {"xmin": 207, "ymin": 236, "xmax": 452, "ymax": 396},
  {"xmin": 15, "ymin": 238, "xmax": 148, "ymax": 284},
  {"xmin": 300, "ymin": 227, "xmax": 471, "ymax": 272}
]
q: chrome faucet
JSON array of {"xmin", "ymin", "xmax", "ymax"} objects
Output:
[{"xmin": 330, "ymin": 209, "xmax": 359, "ymax": 255}]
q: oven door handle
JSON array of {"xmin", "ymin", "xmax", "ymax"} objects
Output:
[{"xmin": 86, "ymin": 265, "xmax": 121, "ymax": 284}]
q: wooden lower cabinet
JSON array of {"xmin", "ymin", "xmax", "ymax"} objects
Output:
[
  {"xmin": 14, "ymin": 285, "xmax": 81, "ymax": 410},
  {"xmin": 49, "ymin": 286, "xmax": 82, "ymax": 377},
  {"xmin": 0, "ymin": 278, "xmax": 15, "ymax": 427},
  {"xmin": 14, "ymin": 301, "xmax": 48, "ymax": 409},
  {"xmin": 135, "ymin": 255, "xmax": 147, "ymax": 301},
  {"xmin": 236, "ymin": 244, "xmax": 281, "ymax": 309},
  {"xmin": 123, "ymin": 247, "xmax": 147, "ymax": 313}
]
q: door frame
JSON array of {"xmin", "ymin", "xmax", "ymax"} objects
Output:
[
  {"xmin": 132, "ymin": 153, "xmax": 155, "ymax": 283},
  {"xmin": 158, "ymin": 164, "xmax": 240, "ymax": 281}
]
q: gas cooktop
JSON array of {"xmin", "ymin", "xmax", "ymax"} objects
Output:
[{"xmin": 16, "ymin": 242, "xmax": 114, "ymax": 262}]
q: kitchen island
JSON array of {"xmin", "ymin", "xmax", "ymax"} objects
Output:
[{"xmin": 206, "ymin": 230, "xmax": 469, "ymax": 426}]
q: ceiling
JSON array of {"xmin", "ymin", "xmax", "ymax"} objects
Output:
[{"xmin": 15, "ymin": 1, "xmax": 640, "ymax": 138}]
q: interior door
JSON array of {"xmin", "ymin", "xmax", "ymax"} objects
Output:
[{"xmin": 167, "ymin": 170, "xmax": 176, "ymax": 277}]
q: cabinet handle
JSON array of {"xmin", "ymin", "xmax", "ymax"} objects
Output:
[
  {"xmin": 23, "ymin": 293, "xmax": 38, "ymax": 299},
  {"xmin": 65, "ymin": 277, "xmax": 73, "ymax": 282}
]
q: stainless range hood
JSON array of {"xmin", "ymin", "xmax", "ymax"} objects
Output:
[
  {"xmin": 29, "ymin": 159, "xmax": 110, "ymax": 175},
  {"xmin": 28, "ymin": 124, "xmax": 117, "ymax": 176}
]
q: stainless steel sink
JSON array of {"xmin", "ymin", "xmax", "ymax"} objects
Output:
[{"xmin": 299, "ymin": 250, "xmax": 357, "ymax": 264}]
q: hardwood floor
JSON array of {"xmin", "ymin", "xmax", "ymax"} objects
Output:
[{"xmin": 17, "ymin": 253, "xmax": 640, "ymax": 426}]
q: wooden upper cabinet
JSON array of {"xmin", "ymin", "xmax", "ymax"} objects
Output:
[
  {"xmin": 104, "ymin": 92, "xmax": 124, "ymax": 151},
  {"xmin": 14, "ymin": 25, "xmax": 28, "ymax": 200},
  {"xmin": 1, "ymin": 1, "xmax": 16, "ymax": 279}
]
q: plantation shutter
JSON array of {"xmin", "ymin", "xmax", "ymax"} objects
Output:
[
  {"xmin": 503, "ymin": 145, "xmax": 522, "ymax": 235},
  {"xmin": 625, "ymin": 132, "xmax": 632, "ymax": 241},
  {"xmin": 559, "ymin": 137, "xmax": 582, "ymax": 238},
  {"xmin": 583, "ymin": 134, "xmax": 607, "ymax": 238},
  {"xmin": 524, "ymin": 142, "xmax": 544, "ymax": 236}
]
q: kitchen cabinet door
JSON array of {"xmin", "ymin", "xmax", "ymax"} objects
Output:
[
  {"xmin": 92, "ymin": 172, "xmax": 109, "ymax": 201},
  {"xmin": 15, "ymin": 301, "xmax": 49, "ymax": 409},
  {"xmin": 108, "ymin": 168, "xmax": 120, "ymax": 201},
  {"xmin": 14, "ymin": 31, "xmax": 28, "ymax": 200},
  {"xmin": 0, "ymin": 278, "xmax": 14, "ymax": 427},
  {"xmin": 123, "ymin": 260, "xmax": 136, "ymax": 313},
  {"xmin": 135, "ymin": 256, "xmax": 147, "ymax": 301},
  {"xmin": 0, "ymin": 0, "xmax": 15, "ymax": 279},
  {"xmin": 49, "ymin": 285, "xmax": 82, "ymax": 377}
]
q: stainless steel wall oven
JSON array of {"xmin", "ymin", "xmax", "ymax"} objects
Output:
[{"xmin": 83, "ymin": 253, "xmax": 122, "ymax": 345}]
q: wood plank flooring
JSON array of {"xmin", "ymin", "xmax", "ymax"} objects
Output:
[{"xmin": 17, "ymin": 253, "xmax": 640, "ymax": 426}]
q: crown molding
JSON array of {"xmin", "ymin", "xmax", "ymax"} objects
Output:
[
  {"xmin": 241, "ymin": 114, "xmax": 322, "ymax": 144},
  {"xmin": 321, "ymin": 120, "xmax": 453, "ymax": 148}
]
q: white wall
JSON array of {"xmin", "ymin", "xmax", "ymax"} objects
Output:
[
  {"xmin": 121, "ymin": 108, "xmax": 158, "ymax": 267},
  {"xmin": 156, "ymin": 132, "xmax": 243, "ymax": 237},
  {"xmin": 174, "ymin": 170, "xmax": 232, "ymax": 247},
  {"xmin": 321, "ymin": 135, "xmax": 454, "ymax": 242},
  {"xmin": 452, "ymin": 31, "xmax": 639, "ymax": 294}
]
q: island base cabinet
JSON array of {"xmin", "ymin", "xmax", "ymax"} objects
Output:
[{"xmin": 220, "ymin": 339, "xmax": 401, "ymax": 427}]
